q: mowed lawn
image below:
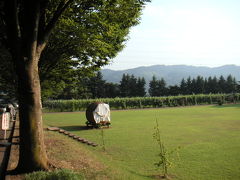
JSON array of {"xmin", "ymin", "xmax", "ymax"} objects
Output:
[{"xmin": 43, "ymin": 104, "xmax": 240, "ymax": 180}]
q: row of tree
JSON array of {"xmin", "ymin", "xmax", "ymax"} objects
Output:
[
  {"xmin": 149, "ymin": 75, "xmax": 239, "ymax": 96},
  {"xmin": 48, "ymin": 72, "xmax": 146, "ymax": 99},
  {"xmin": 50, "ymin": 72, "xmax": 239, "ymax": 99}
]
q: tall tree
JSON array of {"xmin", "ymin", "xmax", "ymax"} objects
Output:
[
  {"xmin": 119, "ymin": 74, "xmax": 146, "ymax": 97},
  {"xmin": 204, "ymin": 78, "xmax": 209, "ymax": 94},
  {"xmin": 103, "ymin": 82, "xmax": 120, "ymax": 98},
  {"xmin": 120, "ymin": 74, "xmax": 129, "ymax": 97},
  {"xmin": 167, "ymin": 85, "xmax": 180, "ymax": 96},
  {"xmin": 129, "ymin": 74, "xmax": 138, "ymax": 97},
  {"xmin": 149, "ymin": 75, "xmax": 159, "ymax": 96},
  {"xmin": 218, "ymin": 75, "xmax": 226, "ymax": 93},
  {"xmin": 149, "ymin": 76, "xmax": 167, "ymax": 97},
  {"xmin": 195, "ymin": 76, "xmax": 205, "ymax": 94},
  {"xmin": 186, "ymin": 77, "xmax": 192, "ymax": 94},
  {"xmin": 136, "ymin": 77, "xmax": 146, "ymax": 97},
  {"xmin": 158, "ymin": 78, "xmax": 167, "ymax": 96},
  {"xmin": 212, "ymin": 76, "xmax": 220, "ymax": 93},
  {"xmin": 180, "ymin": 78, "xmax": 187, "ymax": 95},
  {"xmin": 119, "ymin": 74, "xmax": 136, "ymax": 97},
  {"xmin": 0, "ymin": 0, "xmax": 150, "ymax": 173},
  {"xmin": 226, "ymin": 75, "xmax": 237, "ymax": 93},
  {"xmin": 88, "ymin": 71, "xmax": 106, "ymax": 98},
  {"xmin": 205, "ymin": 76, "xmax": 213, "ymax": 94}
]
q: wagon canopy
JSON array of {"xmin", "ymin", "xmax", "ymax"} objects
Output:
[
  {"xmin": 86, "ymin": 102, "xmax": 111, "ymax": 126},
  {"xmin": 93, "ymin": 103, "xmax": 110, "ymax": 123}
]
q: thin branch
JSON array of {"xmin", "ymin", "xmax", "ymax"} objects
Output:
[
  {"xmin": 37, "ymin": 0, "xmax": 74, "ymax": 50},
  {"xmin": 38, "ymin": 0, "xmax": 48, "ymax": 43}
]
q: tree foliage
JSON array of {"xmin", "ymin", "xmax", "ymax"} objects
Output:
[
  {"xmin": 149, "ymin": 76, "xmax": 167, "ymax": 96},
  {"xmin": 0, "ymin": 0, "xmax": 150, "ymax": 97},
  {"xmin": 120, "ymin": 73, "xmax": 146, "ymax": 97},
  {"xmin": 149, "ymin": 75, "xmax": 239, "ymax": 97},
  {"xmin": 0, "ymin": 0, "xmax": 150, "ymax": 173},
  {"xmin": 45, "ymin": 73, "xmax": 239, "ymax": 99}
]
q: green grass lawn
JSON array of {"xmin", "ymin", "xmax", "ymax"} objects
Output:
[{"xmin": 43, "ymin": 104, "xmax": 240, "ymax": 180}]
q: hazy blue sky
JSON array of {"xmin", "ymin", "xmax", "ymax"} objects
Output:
[{"xmin": 105, "ymin": 0, "xmax": 240, "ymax": 70}]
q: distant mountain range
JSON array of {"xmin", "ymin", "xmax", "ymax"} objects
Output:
[{"xmin": 101, "ymin": 65, "xmax": 240, "ymax": 86}]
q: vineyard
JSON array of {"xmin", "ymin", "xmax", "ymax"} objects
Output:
[{"xmin": 43, "ymin": 93, "xmax": 240, "ymax": 112}]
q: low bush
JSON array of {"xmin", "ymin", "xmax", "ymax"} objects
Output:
[
  {"xmin": 24, "ymin": 169, "xmax": 85, "ymax": 180},
  {"xmin": 43, "ymin": 93, "xmax": 240, "ymax": 112}
]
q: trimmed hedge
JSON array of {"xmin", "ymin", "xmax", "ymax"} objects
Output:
[{"xmin": 43, "ymin": 93, "xmax": 240, "ymax": 112}]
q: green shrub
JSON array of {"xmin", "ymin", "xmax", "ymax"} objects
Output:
[
  {"xmin": 24, "ymin": 169, "xmax": 85, "ymax": 180},
  {"xmin": 218, "ymin": 100, "xmax": 223, "ymax": 106}
]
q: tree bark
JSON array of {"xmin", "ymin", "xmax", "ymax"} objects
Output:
[
  {"xmin": 5, "ymin": 1, "xmax": 49, "ymax": 173},
  {"xmin": 3, "ymin": 0, "xmax": 73, "ymax": 173},
  {"xmin": 15, "ymin": 54, "xmax": 49, "ymax": 172}
]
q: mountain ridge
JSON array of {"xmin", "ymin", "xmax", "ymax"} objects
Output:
[{"xmin": 101, "ymin": 65, "xmax": 240, "ymax": 85}]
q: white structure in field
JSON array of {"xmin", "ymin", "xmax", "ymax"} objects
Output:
[
  {"xmin": 93, "ymin": 103, "xmax": 110, "ymax": 123},
  {"xmin": 1, "ymin": 112, "xmax": 10, "ymax": 139},
  {"xmin": 1, "ymin": 112, "xmax": 10, "ymax": 130}
]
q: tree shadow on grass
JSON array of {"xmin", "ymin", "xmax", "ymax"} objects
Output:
[
  {"xmin": 58, "ymin": 125, "xmax": 94, "ymax": 131},
  {"xmin": 126, "ymin": 170, "xmax": 152, "ymax": 179},
  {"xmin": 211, "ymin": 103, "xmax": 240, "ymax": 108},
  {"xmin": 126, "ymin": 169, "xmax": 175, "ymax": 180}
]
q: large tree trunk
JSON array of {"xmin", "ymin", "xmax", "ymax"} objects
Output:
[
  {"xmin": 11, "ymin": 0, "xmax": 49, "ymax": 171},
  {"xmin": 3, "ymin": 0, "xmax": 73, "ymax": 173},
  {"xmin": 15, "ymin": 53, "xmax": 48, "ymax": 172}
]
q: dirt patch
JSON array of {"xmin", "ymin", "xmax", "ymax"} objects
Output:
[
  {"xmin": 5, "ymin": 124, "xmax": 109, "ymax": 180},
  {"xmin": 5, "ymin": 122, "xmax": 24, "ymax": 180},
  {"xmin": 44, "ymin": 131, "xmax": 108, "ymax": 179},
  {"xmin": 45, "ymin": 132, "xmax": 104, "ymax": 167}
]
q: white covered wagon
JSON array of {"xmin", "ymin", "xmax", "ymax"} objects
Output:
[{"xmin": 85, "ymin": 102, "xmax": 111, "ymax": 128}]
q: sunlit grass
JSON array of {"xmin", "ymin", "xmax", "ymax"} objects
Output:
[{"xmin": 43, "ymin": 104, "xmax": 240, "ymax": 179}]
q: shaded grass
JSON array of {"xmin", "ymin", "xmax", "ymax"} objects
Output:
[{"xmin": 43, "ymin": 104, "xmax": 240, "ymax": 179}]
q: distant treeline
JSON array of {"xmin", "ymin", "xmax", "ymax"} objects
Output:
[
  {"xmin": 149, "ymin": 74, "xmax": 239, "ymax": 96},
  {"xmin": 53, "ymin": 71, "xmax": 239, "ymax": 99}
]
